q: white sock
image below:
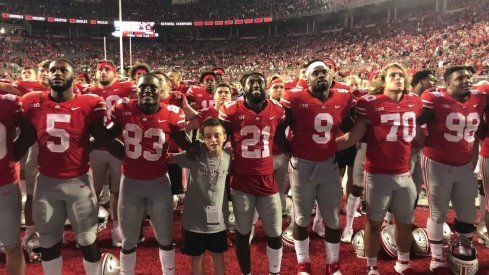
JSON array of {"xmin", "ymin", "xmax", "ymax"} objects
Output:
[
  {"xmin": 397, "ymin": 251, "xmax": 410, "ymax": 266},
  {"xmin": 294, "ymin": 238, "xmax": 310, "ymax": 263},
  {"xmin": 83, "ymin": 259, "xmax": 102, "ymax": 275},
  {"xmin": 159, "ymin": 248, "xmax": 175, "ymax": 275},
  {"xmin": 120, "ymin": 251, "xmax": 136, "ymax": 275},
  {"xmin": 42, "ymin": 256, "xmax": 63, "ymax": 275},
  {"xmin": 367, "ymin": 257, "xmax": 377, "ymax": 268},
  {"xmin": 481, "ymin": 195, "xmax": 488, "ymax": 214},
  {"xmin": 325, "ymin": 241, "xmax": 340, "ymax": 264},
  {"xmin": 345, "ymin": 194, "xmax": 361, "ymax": 230},
  {"xmin": 266, "ymin": 245, "xmax": 282, "ymax": 274}
]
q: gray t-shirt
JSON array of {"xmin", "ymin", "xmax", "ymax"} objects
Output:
[{"xmin": 174, "ymin": 149, "xmax": 231, "ymax": 233}]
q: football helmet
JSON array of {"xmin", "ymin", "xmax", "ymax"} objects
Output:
[
  {"xmin": 282, "ymin": 223, "xmax": 295, "ymax": 249},
  {"xmin": 101, "ymin": 253, "xmax": 121, "ymax": 275},
  {"xmin": 380, "ymin": 224, "xmax": 398, "ymax": 258},
  {"xmin": 23, "ymin": 232, "xmax": 41, "ymax": 263},
  {"xmin": 476, "ymin": 222, "xmax": 489, "ymax": 247},
  {"xmin": 352, "ymin": 230, "xmax": 366, "ymax": 259},
  {"xmin": 411, "ymin": 227, "xmax": 430, "ymax": 257},
  {"xmin": 443, "ymin": 222, "xmax": 452, "ymax": 246},
  {"xmin": 98, "ymin": 206, "xmax": 109, "ymax": 232},
  {"xmin": 448, "ymin": 237, "xmax": 478, "ymax": 275}
]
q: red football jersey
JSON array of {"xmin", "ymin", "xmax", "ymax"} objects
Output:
[
  {"xmin": 112, "ymin": 99, "xmax": 186, "ymax": 180},
  {"xmin": 21, "ymin": 92, "xmax": 106, "ymax": 179},
  {"xmin": 331, "ymin": 81, "xmax": 352, "ymax": 93},
  {"xmin": 356, "ymin": 93, "xmax": 422, "ymax": 174},
  {"xmin": 0, "ymin": 94, "xmax": 21, "ymax": 186},
  {"xmin": 198, "ymin": 106, "xmax": 219, "ymax": 127},
  {"xmin": 352, "ymin": 89, "xmax": 369, "ymax": 105},
  {"xmin": 172, "ymin": 83, "xmax": 189, "ymax": 96},
  {"xmin": 422, "ymin": 90, "xmax": 485, "ymax": 165},
  {"xmin": 219, "ymin": 100, "xmax": 285, "ymax": 194},
  {"xmin": 187, "ymin": 85, "xmax": 214, "ymax": 110},
  {"xmin": 85, "ymin": 81, "xmax": 137, "ymax": 125},
  {"xmin": 476, "ymin": 84, "xmax": 489, "ymax": 158},
  {"xmin": 281, "ymin": 88, "xmax": 352, "ymax": 161},
  {"xmin": 161, "ymin": 91, "xmax": 189, "ymax": 153},
  {"xmin": 13, "ymin": 80, "xmax": 49, "ymax": 95}
]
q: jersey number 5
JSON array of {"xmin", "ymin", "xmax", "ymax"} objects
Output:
[
  {"xmin": 46, "ymin": 114, "xmax": 71, "ymax": 153},
  {"xmin": 380, "ymin": 112, "xmax": 416, "ymax": 142}
]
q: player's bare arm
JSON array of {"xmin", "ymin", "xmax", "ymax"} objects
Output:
[
  {"xmin": 274, "ymin": 108, "xmax": 292, "ymax": 156},
  {"xmin": 13, "ymin": 118, "xmax": 37, "ymax": 161},
  {"xmin": 90, "ymin": 118, "xmax": 124, "ymax": 160},
  {"xmin": 336, "ymin": 116, "xmax": 369, "ymax": 151}
]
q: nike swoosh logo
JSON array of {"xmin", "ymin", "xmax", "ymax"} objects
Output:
[
  {"xmin": 408, "ymin": 104, "xmax": 414, "ymax": 107},
  {"xmin": 270, "ymin": 116, "xmax": 276, "ymax": 120},
  {"xmin": 71, "ymin": 107, "xmax": 81, "ymax": 110},
  {"xmin": 335, "ymin": 105, "xmax": 341, "ymax": 108},
  {"xmin": 474, "ymin": 104, "xmax": 478, "ymax": 107},
  {"xmin": 158, "ymin": 120, "xmax": 167, "ymax": 123}
]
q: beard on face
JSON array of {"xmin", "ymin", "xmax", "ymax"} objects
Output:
[
  {"xmin": 245, "ymin": 89, "xmax": 266, "ymax": 104},
  {"xmin": 49, "ymin": 77, "xmax": 74, "ymax": 93}
]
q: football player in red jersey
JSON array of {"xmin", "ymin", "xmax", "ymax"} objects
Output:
[
  {"xmin": 154, "ymin": 70, "xmax": 197, "ymax": 195},
  {"xmin": 128, "ymin": 62, "xmax": 151, "ymax": 85},
  {"xmin": 285, "ymin": 63, "xmax": 308, "ymax": 91},
  {"xmin": 17, "ymin": 60, "xmax": 52, "ymax": 249},
  {"xmin": 186, "ymin": 82, "xmax": 232, "ymax": 131},
  {"xmin": 21, "ymin": 66, "xmax": 37, "ymax": 81},
  {"xmin": 0, "ymin": 60, "xmax": 50, "ymax": 96},
  {"xmin": 219, "ymin": 72, "xmax": 285, "ymax": 275},
  {"xmin": 167, "ymin": 68, "xmax": 189, "ymax": 95},
  {"xmin": 0, "ymin": 94, "xmax": 26, "ymax": 275},
  {"xmin": 417, "ymin": 65, "xmax": 488, "ymax": 274},
  {"xmin": 409, "ymin": 69, "xmax": 436, "ymax": 201},
  {"xmin": 108, "ymin": 73, "xmax": 193, "ymax": 275},
  {"xmin": 476, "ymin": 81, "xmax": 489, "ymax": 233},
  {"xmin": 14, "ymin": 58, "xmax": 119, "ymax": 275},
  {"xmin": 336, "ymin": 63, "xmax": 423, "ymax": 275},
  {"xmin": 187, "ymin": 71, "xmax": 218, "ymax": 111},
  {"xmin": 313, "ymin": 57, "xmax": 354, "ymax": 238},
  {"xmin": 341, "ymin": 75, "xmax": 370, "ymax": 243},
  {"xmin": 85, "ymin": 60, "xmax": 137, "ymax": 247},
  {"xmin": 277, "ymin": 60, "xmax": 352, "ymax": 275}
]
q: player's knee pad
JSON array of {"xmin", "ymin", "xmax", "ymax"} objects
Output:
[
  {"xmin": 267, "ymin": 236, "xmax": 282, "ymax": 249},
  {"xmin": 158, "ymin": 243, "xmax": 173, "ymax": 251},
  {"xmin": 235, "ymin": 231, "xmax": 251, "ymax": 245},
  {"xmin": 122, "ymin": 247, "xmax": 136, "ymax": 254},
  {"xmin": 351, "ymin": 185, "xmax": 363, "ymax": 197},
  {"xmin": 454, "ymin": 219, "xmax": 475, "ymax": 234},
  {"xmin": 40, "ymin": 242, "xmax": 62, "ymax": 261},
  {"xmin": 79, "ymin": 240, "xmax": 101, "ymax": 262}
]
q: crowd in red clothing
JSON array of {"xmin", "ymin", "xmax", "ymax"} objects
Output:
[{"xmin": 0, "ymin": 0, "xmax": 488, "ymax": 84}]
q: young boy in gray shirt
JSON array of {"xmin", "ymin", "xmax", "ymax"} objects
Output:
[{"xmin": 173, "ymin": 118, "xmax": 231, "ymax": 275}]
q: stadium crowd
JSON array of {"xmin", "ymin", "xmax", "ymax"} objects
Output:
[
  {"xmin": 1, "ymin": 0, "xmax": 487, "ymax": 85},
  {"xmin": 1, "ymin": 0, "xmax": 489, "ymax": 275}
]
